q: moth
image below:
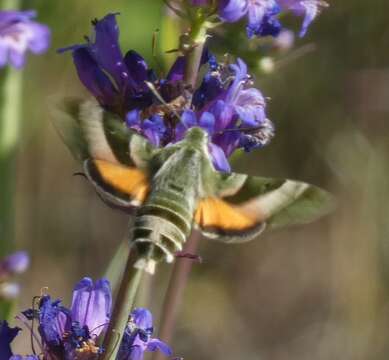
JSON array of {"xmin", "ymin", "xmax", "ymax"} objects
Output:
[{"xmin": 53, "ymin": 99, "xmax": 335, "ymax": 273}]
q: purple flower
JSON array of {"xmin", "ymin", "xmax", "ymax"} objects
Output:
[
  {"xmin": 0, "ymin": 10, "xmax": 50, "ymax": 69},
  {"xmin": 218, "ymin": 0, "xmax": 327, "ymax": 37},
  {"xmin": 0, "ymin": 251, "xmax": 29, "ymax": 278},
  {"xmin": 126, "ymin": 57, "xmax": 274, "ymax": 172},
  {"xmin": 60, "ymin": 13, "xmax": 217, "ymax": 117},
  {"xmin": 60, "ymin": 14, "xmax": 154, "ymax": 115},
  {"xmin": 118, "ymin": 308, "xmax": 172, "ymax": 360},
  {"xmin": 64, "ymin": 13, "xmax": 273, "ymax": 173},
  {"xmin": 0, "ymin": 321, "xmax": 20, "ymax": 359},
  {"xmin": 219, "ymin": 0, "xmax": 282, "ymax": 38},
  {"xmin": 278, "ymin": 0, "xmax": 329, "ymax": 36},
  {"xmin": 22, "ymin": 277, "xmax": 111, "ymax": 359},
  {"xmin": 0, "ymin": 251, "xmax": 29, "ymax": 300}
]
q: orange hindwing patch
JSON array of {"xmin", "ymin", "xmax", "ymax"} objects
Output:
[{"xmin": 94, "ymin": 159, "xmax": 149, "ymax": 204}]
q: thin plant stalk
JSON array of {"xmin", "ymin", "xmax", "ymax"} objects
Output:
[
  {"xmin": 101, "ymin": 247, "xmax": 144, "ymax": 360},
  {"xmin": 0, "ymin": 0, "xmax": 23, "ymax": 320},
  {"xmin": 152, "ymin": 231, "xmax": 201, "ymax": 360},
  {"xmin": 153, "ymin": 14, "xmax": 208, "ymax": 358}
]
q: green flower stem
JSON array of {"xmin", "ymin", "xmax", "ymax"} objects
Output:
[
  {"xmin": 2, "ymin": 0, "xmax": 20, "ymax": 10},
  {"xmin": 101, "ymin": 247, "xmax": 144, "ymax": 360},
  {"xmin": 0, "ymin": 69, "xmax": 22, "ymax": 255},
  {"xmin": 0, "ymin": 0, "xmax": 23, "ymax": 320},
  {"xmin": 152, "ymin": 231, "xmax": 202, "ymax": 360},
  {"xmin": 183, "ymin": 18, "xmax": 208, "ymax": 88}
]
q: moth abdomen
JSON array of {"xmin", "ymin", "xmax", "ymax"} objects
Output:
[{"xmin": 131, "ymin": 188, "xmax": 196, "ymax": 274}]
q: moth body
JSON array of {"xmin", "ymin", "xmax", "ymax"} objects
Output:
[
  {"xmin": 132, "ymin": 142, "xmax": 206, "ymax": 271},
  {"xmin": 53, "ymin": 99, "xmax": 335, "ymax": 275}
]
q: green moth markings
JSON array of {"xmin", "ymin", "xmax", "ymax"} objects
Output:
[{"xmin": 52, "ymin": 98, "xmax": 336, "ymax": 274}]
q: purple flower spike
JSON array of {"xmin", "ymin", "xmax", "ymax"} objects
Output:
[
  {"xmin": 0, "ymin": 10, "xmax": 50, "ymax": 69},
  {"xmin": 71, "ymin": 277, "xmax": 112, "ymax": 337},
  {"xmin": 118, "ymin": 308, "xmax": 172, "ymax": 360}
]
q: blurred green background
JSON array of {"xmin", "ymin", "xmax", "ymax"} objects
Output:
[{"xmin": 4, "ymin": 0, "xmax": 389, "ymax": 358}]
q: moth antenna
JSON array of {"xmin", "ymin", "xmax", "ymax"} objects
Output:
[
  {"xmin": 216, "ymin": 124, "xmax": 271, "ymax": 136},
  {"xmin": 144, "ymin": 81, "xmax": 181, "ymax": 120}
]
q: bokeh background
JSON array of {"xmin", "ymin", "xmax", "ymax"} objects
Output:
[{"xmin": 2, "ymin": 0, "xmax": 389, "ymax": 359}]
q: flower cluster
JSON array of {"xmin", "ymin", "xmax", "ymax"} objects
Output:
[
  {"xmin": 62, "ymin": 13, "xmax": 274, "ymax": 172},
  {"xmin": 1, "ymin": 277, "xmax": 171, "ymax": 360},
  {"xmin": 189, "ymin": 0, "xmax": 328, "ymax": 37},
  {"xmin": 0, "ymin": 251, "xmax": 29, "ymax": 300},
  {"xmin": 0, "ymin": 10, "xmax": 50, "ymax": 69}
]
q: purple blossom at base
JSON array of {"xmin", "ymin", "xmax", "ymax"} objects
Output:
[{"xmin": 2, "ymin": 277, "xmax": 173, "ymax": 360}]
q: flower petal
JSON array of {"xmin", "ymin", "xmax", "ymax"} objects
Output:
[
  {"xmin": 209, "ymin": 143, "xmax": 231, "ymax": 172},
  {"xmin": 199, "ymin": 112, "xmax": 215, "ymax": 134},
  {"xmin": 146, "ymin": 339, "xmax": 172, "ymax": 356},
  {"xmin": 123, "ymin": 50, "xmax": 149, "ymax": 88},
  {"xmin": 131, "ymin": 308, "xmax": 153, "ymax": 331},
  {"xmin": 71, "ymin": 277, "xmax": 112, "ymax": 336},
  {"xmin": 219, "ymin": 0, "xmax": 248, "ymax": 22},
  {"xmin": 72, "ymin": 47, "xmax": 117, "ymax": 107},
  {"xmin": 89, "ymin": 13, "xmax": 129, "ymax": 88},
  {"xmin": 27, "ymin": 22, "xmax": 51, "ymax": 54},
  {"xmin": 129, "ymin": 345, "xmax": 145, "ymax": 360},
  {"xmin": 166, "ymin": 56, "xmax": 185, "ymax": 83}
]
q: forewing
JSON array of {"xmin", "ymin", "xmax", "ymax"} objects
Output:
[
  {"xmin": 51, "ymin": 98, "xmax": 154, "ymax": 210},
  {"xmin": 195, "ymin": 173, "xmax": 335, "ymax": 243},
  {"xmin": 51, "ymin": 97, "xmax": 154, "ymax": 167},
  {"xmin": 51, "ymin": 97, "xmax": 89, "ymax": 161}
]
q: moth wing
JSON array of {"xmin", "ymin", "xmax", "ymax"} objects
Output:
[
  {"xmin": 51, "ymin": 97, "xmax": 154, "ymax": 168},
  {"xmin": 194, "ymin": 173, "xmax": 335, "ymax": 243},
  {"xmin": 84, "ymin": 159, "xmax": 149, "ymax": 212},
  {"xmin": 50, "ymin": 97, "xmax": 89, "ymax": 161},
  {"xmin": 51, "ymin": 98, "xmax": 154, "ymax": 211}
]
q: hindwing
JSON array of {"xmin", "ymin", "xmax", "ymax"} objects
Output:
[{"xmin": 194, "ymin": 173, "xmax": 335, "ymax": 243}]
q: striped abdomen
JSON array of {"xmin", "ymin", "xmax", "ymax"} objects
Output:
[{"xmin": 132, "ymin": 187, "xmax": 196, "ymax": 273}]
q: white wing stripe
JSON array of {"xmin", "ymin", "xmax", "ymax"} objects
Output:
[{"xmin": 241, "ymin": 180, "xmax": 309, "ymax": 219}]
